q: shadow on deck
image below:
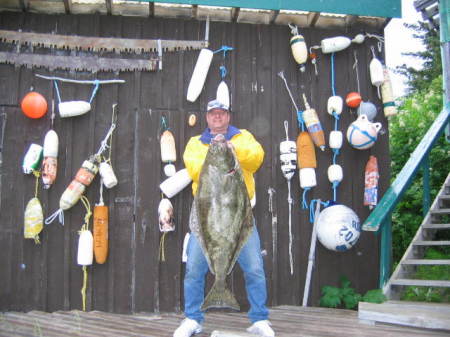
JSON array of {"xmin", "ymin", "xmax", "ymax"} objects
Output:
[{"xmin": 1, "ymin": 305, "xmax": 448, "ymax": 337}]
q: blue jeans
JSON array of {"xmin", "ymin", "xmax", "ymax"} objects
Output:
[{"xmin": 184, "ymin": 225, "xmax": 269, "ymax": 324}]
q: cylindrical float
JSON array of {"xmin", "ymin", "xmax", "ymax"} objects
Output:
[
  {"xmin": 216, "ymin": 81, "xmax": 230, "ymax": 109},
  {"xmin": 320, "ymin": 36, "xmax": 351, "ymax": 54},
  {"xmin": 381, "ymin": 67, "xmax": 397, "ymax": 117},
  {"xmin": 23, "ymin": 144, "xmax": 43, "ymax": 174},
  {"xmin": 187, "ymin": 48, "xmax": 214, "ymax": 102},
  {"xmin": 93, "ymin": 205, "xmax": 109, "ymax": 264},
  {"xmin": 159, "ymin": 168, "xmax": 193, "ymax": 198},
  {"xmin": 42, "ymin": 130, "xmax": 59, "ymax": 189},
  {"xmin": 77, "ymin": 230, "xmax": 94, "ymax": 266},
  {"xmin": 99, "ymin": 162, "xmax": 118, "ymax": 189},
  {"xmin": 58, "ymin": 101, "xmax": 91, "ymax": 118}
]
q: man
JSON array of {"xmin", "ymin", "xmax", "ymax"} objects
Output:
[{"xmin": 173, "ymin": 99, "xmax": 275, "ymax": 337}]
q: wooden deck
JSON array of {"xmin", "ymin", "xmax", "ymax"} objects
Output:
[{"xmin": 1, "ymin": 306, "xmax": 449, "ymax": 337}]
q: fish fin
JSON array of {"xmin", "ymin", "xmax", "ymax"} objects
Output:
[{"xmin": 201, "ymin": 280, "xmax": 239, "ymax": 311}]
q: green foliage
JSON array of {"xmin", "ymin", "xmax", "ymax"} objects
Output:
[
  {"xmin": 396, "ymin": 22, "xmax": 441, "ymax": 94},
  {"xmin": 319, "ymin": 276, "xmax": 385, "ymax": 310},
  {"xmin": 389, "ymin": 74, "xmax": 449, "ymax": 263}
]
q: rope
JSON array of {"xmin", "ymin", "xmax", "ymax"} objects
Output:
[
  {"xmin": 159, "ymin": 232, "xmax": 167, "ymax": 262},
  {"xmin": 287, "ymin": 179, "xmax": 293, "ymax": 275},
  {"xmin": 296, "ymin": 111, "xmax": 305, "ymax": 131},
  {"xmin": 331, "ymin": 53, "xmax": 336, "ymax": 96},
  {"xmin": 332, "ymin": 181, "xmax": 340, "ymax": 202},
  {"xmin": 33, "ymin": 170, "xmax": 40, "ymax": 198},
  {"xmin": 213, "ymin": 45, "xmax": 234, "ymax": 57},
  {"xmin": 302, "ymin": 188, "xmax": 310, "ymax": 209},
  {"xmin": 53, "ymin": 80, "xmax": 62, "ymax": 103},
  {"xmin": 220, "ymin": 65, "xmax": 227, "ymax": 79},
  {"xmin": 36, "ymin": 74, "xmax": 125, "ymax": 84},
  {"xmin": 332, "ymin": 149, "xmax": 339, "ymax": 165},
  {"xmin": 277, "ymin": 71, "xmax": 300, "ymax": 112},
  {"xmin": 88, "ymin": 80, "xmax": 100, "ymax": 103},
  {"xmin": 353, "ymin": 51, "xmax": 361, "ymax": 93},
  {"xmin": 309, "ymin": 199, "xmax": 329, "ymax": 224},
  {"xmin": 78, "ymin": 195, "xmax": 92, "ymax": 312},
  {"xmin": 45, "ymin": 208, "xmax": 64, "ymax": 225}
]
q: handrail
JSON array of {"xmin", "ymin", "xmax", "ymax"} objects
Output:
[{"xmin": 362, "ymin": 103, "xmax": 450, "ymax": 232}]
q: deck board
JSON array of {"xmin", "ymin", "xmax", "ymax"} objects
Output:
[{"xmin": 1, "ymin": 306, "xmax": 449, "ymax": 337}]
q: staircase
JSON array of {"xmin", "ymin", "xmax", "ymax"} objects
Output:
[
  {"xmin": 359, "ymin": 173, "xmax": 450, "ymax": 330},
  {"xmin": 384, "ymin": 172, "xmax": 450, "ymax": 299}
]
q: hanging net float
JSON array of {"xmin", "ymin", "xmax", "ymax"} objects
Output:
[
  {"xmin": 346, "ymin": 114, "xmax": 382, "ymax": 150},
  {"xmin": 42, "ymin": 129, "xmax": 59, "ymax": 189}
]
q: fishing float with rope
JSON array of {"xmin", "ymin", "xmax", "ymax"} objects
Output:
[
  {"xmin": 93, "ymin": 104, "xmax": 119, "ymax": 265},
  {"xmin": 364, "ymin": 155, "xmax": 379, "ymax": 209},
  {"xmin": 381, "ymin": 66, "xmax": 398, "ymax": 117},
  {"xmin": 277, "ymin": 70, "xmax": 317, "ymax": 210},
  {"xmin": 160, "ymin": 116, "xmax": 177, "ymax": 177},
  {"xmin": 288, "ymin": 24, "xmax": 308, "ymax": 72},
  {"xmin": 45, "ymin": 112, "xmax": 118, "ymax": 225},
  {"xmin": 23, "ymin": 162, "xmax": 44, "ymax": 244},
  {"xmin": 35, "ymin": 74, "xmax": 125, "ymax": 118},
  {"xmin": 215, "ymin": 46, "xmax": 234, "ymax": 109},
  {"xmin": 41, "ymin": 100, "xmax": 59, "ymax": 189},
  {"xmin": 158, "ymin": 197, "xmax": 175, "ymax": 262},
  {"xmin": 279, "ymin": 120, "xmax": 297, "ymax": 275}
]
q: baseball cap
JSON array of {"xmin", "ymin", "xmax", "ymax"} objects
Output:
[{"xmin": 206, "ymin": 99, "xmax": 229, "ymax": 113}]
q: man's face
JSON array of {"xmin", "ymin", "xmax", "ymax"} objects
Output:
[{"xmin": 206, "ymin": 108, "xmax": 230, "ymax": 133}]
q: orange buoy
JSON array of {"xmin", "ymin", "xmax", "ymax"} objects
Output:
[
  {"xmin": 345, "ymin": 92, "xmax": 362, "ymax": 108},
  {"xmin": 93, "ymin": 205, "xmax": 109, "ymax": 264},
  {"xmin": 21, "ymin": 92, "xmax": 48, "ymax": 119}
]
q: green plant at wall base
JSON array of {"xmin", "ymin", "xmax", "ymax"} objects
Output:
[{"xmin": 319, "ymin": 276, "xmax": 386, "ymax": 310}]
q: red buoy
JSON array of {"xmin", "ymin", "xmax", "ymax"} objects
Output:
[
  {"xmin": 345, "ymin": 92, "xmax": 362, "ymax": 108},
  {"xmin": 21, "ymin": 92, "xmax": 48, "ymax": 119}
]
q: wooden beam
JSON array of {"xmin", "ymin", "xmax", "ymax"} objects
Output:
[
  {"xmin": 231, "ymin": 7, "xmax": 240, "ymax": 22},
  {"xmin": 106, "ymin": 0, "xmax": 112, "ymax": 15},
  {"xmin": 192, "ymin": 4, "xmax": 198, "ymax": 19},
  {"xmin": 270, "ymin": 10, "xmax": 279, "ymax": 24},
  {"xmin": 18, "ymin": 0, "xmax": 28, "ymax": 11},
  {"xmin": 63, "ymin": 0, "xmax": 72, "ymax": 14},
  {"xmin": 149, "ymin": 1, "xmax": 155, "ymax": 17},
  {"xmin": 307, "ymin": 12, "xmax": 320, "ymax": 27}
]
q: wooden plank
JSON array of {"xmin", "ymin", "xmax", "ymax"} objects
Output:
[
  {"xmin": 413, "ymin": 240, "xmax": 450, "ymax": 245},
  {"xmin": 359, "ymin": 301, "xmax": 450, "ymax": 331},
  {"xmin": 423, "ymin": 223, "xmax": 450, "ymax": 229},
  {"xmin": 391, "ymin": 279, "xmax": 450, "ymax": 287}
]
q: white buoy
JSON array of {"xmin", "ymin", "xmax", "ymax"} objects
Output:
[
  {"xmin": 321, "ymin": 36, "xmax": 351, "ymax": 54},
  {"xmin": 58, "ymin": 101, "xmax": 91, "ymax": 118},
  {"xmin": 77, "ymin": 230, "xmax": 94, "ymax": 266},
  {"xmin": 159, "ymin": 168, "xmax": 192, "ymax": 198},
  {"xmin": 328, "ymin": 164, "xmax": 343, "ymax": 183},
  {"xmin": 381, "ymin": 67, "xmax": 397, "ymax": 117},
  {"xmin": 187, "ymin": 48, "xmax": 214, "ymax": 102},
  {"xmin": 329, "ymin": 131, "xmax": 343, "ymax": 150},
  {"xmin": 299, "ymin": 167, "xmax": 317, "ymax": 189},
  {"xmin": 327, "ymin": 96, "xmax": 343, "ymax": 115},
  {"xmin": 216, "ymin": 80, "xmax": 230, "ymax": 109}
]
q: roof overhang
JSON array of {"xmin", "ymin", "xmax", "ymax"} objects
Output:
[{"xmin": 0, "ymin": 0, "xmax": 401, "ymax": 29}]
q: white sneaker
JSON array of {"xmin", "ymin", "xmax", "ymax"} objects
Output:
[
  {"xmin": 247, "ymin": 320, "xmax": 275, "ymax": 337},
  {"xmin": 173, "ymin": 318, "xmax": 203, "ymax": 337}
]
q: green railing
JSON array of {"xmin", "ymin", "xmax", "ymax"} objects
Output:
[{"xmin": 362, "ymin": 0, "xmax": 450, "ymax": 288}]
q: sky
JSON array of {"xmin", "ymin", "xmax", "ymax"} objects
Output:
[{"xmin": 384, "ymin": 0, "xmax": 426, "ymax": 98}]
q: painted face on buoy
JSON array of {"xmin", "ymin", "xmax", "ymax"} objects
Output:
[{"xmin": 207, "ymin": 108, "xmax": 230, "ymax": 134}]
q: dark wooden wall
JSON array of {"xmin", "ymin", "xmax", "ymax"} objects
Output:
[{"xmin": 0, "ymin": 11, "xmax": 390, "ymax": 314}]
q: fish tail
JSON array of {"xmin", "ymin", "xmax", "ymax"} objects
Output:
[{"xmin": 201, "ymin": 279, "xmax": 239, "ymax": 311}]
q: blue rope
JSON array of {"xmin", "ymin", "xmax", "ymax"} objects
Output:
[
  {"xmin": 213, "ymin": 45, "xmax": 234, "ymax": 58},
  {"xmin": 302, "ymin": 188, "xmax": 310, "ymax": 209},
  {"xmin": 297, "ymin": 110, "xmax": 305, "ymax": 131},
  {"xmin": 53, "ymin": 80, "xmax": 61, "ymax": 103},
  {"xmin": 309, "ymin": 199, "xmax": 329, "ymax": 223},
  {"xmin": 331, "ymin": 53, "xmax": 336, "ymax": 96},
  {"xmin": 332, "ymin": 149, "xmax": 339, "ymax": 164},
  {"xmin": 89, "ymin": 80, "xmax": 100, "ymax": 103},
  {"xmin": 332, "ymin": 181, "xmax": 340, "ymax": 202},
  {"xmin": 332, "ymin": 111, "xmax": 340, "ymax": 130},
  {"xmin": 160, "ymin": 116, "xmax": 169, "ymax": 131},
  {"xmin": 220, "ymin": 66, "xmax": 227, "ymax": 79}
]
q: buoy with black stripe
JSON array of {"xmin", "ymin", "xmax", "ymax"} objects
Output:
[
  {"xmin": 289, "ymin": 24, "xmax": 308, "ymax": 72},
  {"xmin": 381, "ymin": 67, "xmax": 397, "ymax": 117}
]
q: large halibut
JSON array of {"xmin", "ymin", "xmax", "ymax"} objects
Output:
[{"xmin": 190, "ymin": 134, "xmax": 253, "ymax": 311}]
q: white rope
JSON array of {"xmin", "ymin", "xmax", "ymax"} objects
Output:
[
  {"xmin": 45, "ymin": 208, "xmax": 64, "ymax": 225},
  {"xmin": 95, "ymin": 122, "xmax": 116, "ymax": 157},
  {"xmin": 352, "ymin": 50, "xmax": 360, "ymax": 94},
  {"xmin": 278, "ymin": 71, "xmax": 300, "ymax": 112},
  {"xmin": 287, "ymin": 179, "xmax": 294, "ymax": 275},
  {"xmin": 35, "ymin": 74, "xmax": 125, "ymax": 84}
]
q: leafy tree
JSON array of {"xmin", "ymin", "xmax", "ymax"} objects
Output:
[
  {"xmin": 389, "ymin": 75, "xmax": 448, "ymax": 262},
  {"xmin": 395, "ymin": 22, "xmax": 441, "ymax": 94}
]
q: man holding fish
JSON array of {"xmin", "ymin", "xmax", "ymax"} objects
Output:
[{"xmin": 173, "ymin": 99, "xmax": 275, "ymax": 337}]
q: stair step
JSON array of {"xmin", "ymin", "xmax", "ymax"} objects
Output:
[
  {"xmin": 402, "ymin": 259, "xmax": 450, "ymax": 265},
  {"xmin": 413, "ymin": 240, "xmax": 450, "ymax": 246},
  {"xmin": 423, "ymin": 223, "xmax": 450, "ymax": 229},
  {"xmin": 358, "ymin": 301, "xmax": 450, "ymax": 331},
  {"xmin": 439, "ymin": 194, "xmax": 450, "ymax": 200},
  {"xmin": 391, "ymin": 279, "xmax": 450, "ymax": 287},
  {"xmin": 430, "ymin": 208, "xmax": 450, "ymax": 214}
]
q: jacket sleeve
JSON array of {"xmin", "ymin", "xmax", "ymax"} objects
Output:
[
  {"xmin": 183, "ymin": 136, "xmax": 207, "ymax": 184},
  {"xmin": 232, "ymin": 130, "xmax": 264, "ymax": 173}
]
